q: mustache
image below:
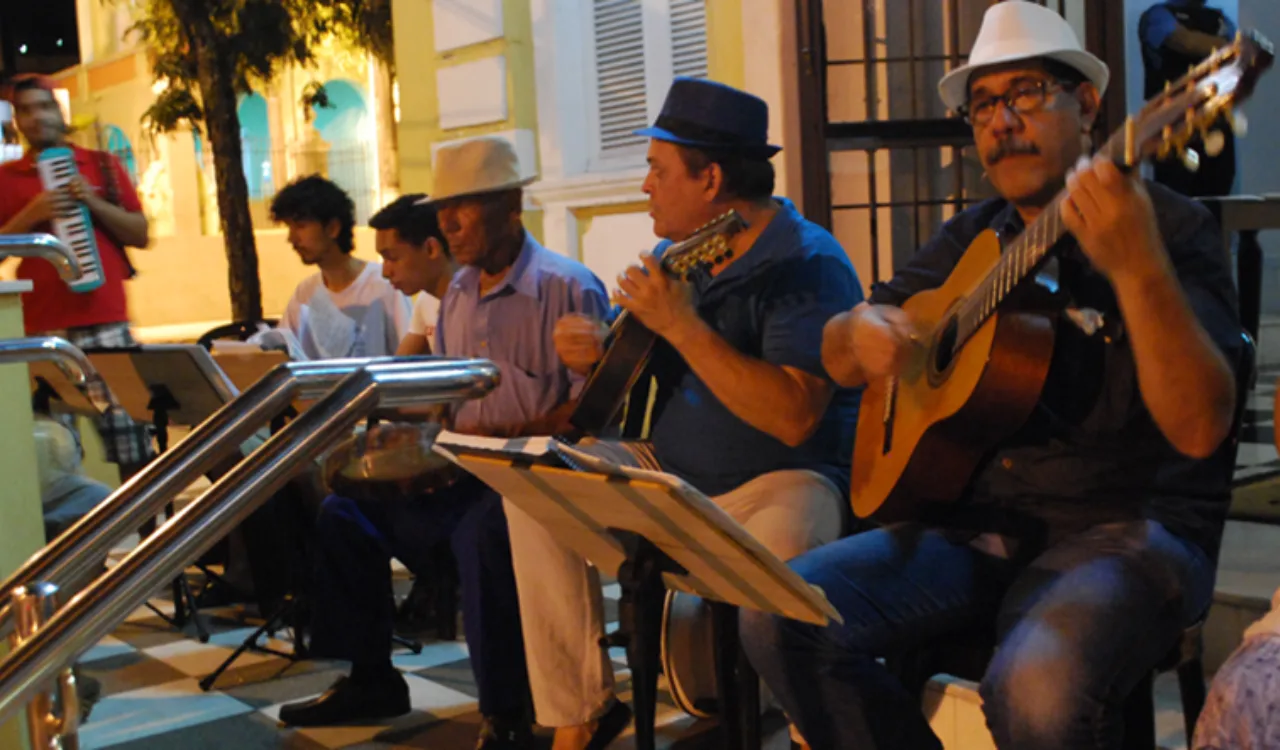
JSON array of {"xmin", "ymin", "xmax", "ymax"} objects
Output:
[{"xmin": 985, "ymin": 139, "xmax": 1040, "ymax": 164}]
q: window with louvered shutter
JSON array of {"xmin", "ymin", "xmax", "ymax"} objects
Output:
[
  {"xmin": 669, "ymin": 0, "xmax": 707, "ymax": 79},
  {"xmin": 586, "ymin": 0, "xmax": 709, "ymax": 168},
  {"xmin": 593, "ymin": 0, "xmax": 650, "ymax": 154}
]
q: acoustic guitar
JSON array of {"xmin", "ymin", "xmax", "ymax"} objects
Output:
[
  {"xmin": 570, "ymin": 210, "xmax": 747, "ymax": 434},
  {"xmin": 852, "ymin": 32, "xmax": 1273, "ymax": 523}
]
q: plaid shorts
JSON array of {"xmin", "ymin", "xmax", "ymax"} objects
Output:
[{"xmin": 42, "ymin": 322, "xmax": 156, "ymax": 468}]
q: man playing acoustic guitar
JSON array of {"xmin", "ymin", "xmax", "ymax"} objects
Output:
[
  {"xmin": 504, "ymin": 77, "xmax": 864, "ymax": 749},
  {"xmin": 742, "ymin": 2, "xmax": 1249, "ymax": 749}
]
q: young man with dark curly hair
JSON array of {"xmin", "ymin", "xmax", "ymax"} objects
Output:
[{"xmin": 270, "ymin": 175, "xmax": 411, "ymax": 359}]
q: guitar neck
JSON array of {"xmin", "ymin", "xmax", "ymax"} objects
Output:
[{"xmin": 954, "ymin": 129, "xmax": 1132, "ymax": 347}]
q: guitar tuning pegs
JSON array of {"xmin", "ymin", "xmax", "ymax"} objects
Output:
[
  {"xmin": 1228, "ymin": 110, "xmax": 1249, "ymax": 137},
  {"xmin": 1181, "ymin": 147, "xmax": 1201, "ymax": 173},
  {"xmin": 1203, "ymin": 129, "xmax": 1226, "ymax": 157}
]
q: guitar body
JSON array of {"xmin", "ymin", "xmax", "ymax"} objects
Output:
[
  {"xmin": 569, "ymin": 313, "xmax": 659, "ymax": 434},
  {"xmin": 568, "ymin": 210, "xmax": 748, "ymax": 435},
  {"xmin": 851, "ymin": 230, "xmax": 1056, "ymax": 522}
]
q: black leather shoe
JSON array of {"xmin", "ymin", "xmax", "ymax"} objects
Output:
[
  {"xmin": 584, "ymin": 700, "xmax": 632, "ymax": 750},
  {"xmin": 278, "ymin": 674, "xmax": 410, "ymax": 727},
  {"xmin": 475, "ymin": 713, "xmax": 534, "ymax": 749}
]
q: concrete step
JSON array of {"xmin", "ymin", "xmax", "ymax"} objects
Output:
[{"xmin": 1205, "ymin": 519, "xmax": 1280, "ymax": 672}]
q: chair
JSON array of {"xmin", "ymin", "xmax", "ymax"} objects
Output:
[{"xmin": 889, "ymin": 331, "xmax": 1256, "ymax": 748}]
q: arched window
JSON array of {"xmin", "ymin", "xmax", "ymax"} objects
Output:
[
  {"xmin": 237, "ymin": 93, "xmax": 272, "ymax": 199},
  {"xmin": 102, "ymin": 124, "xmax": 137, "ymax": 184},
  {"xmin": 310, "ymin": 79, "xmax": 374, "ymax": 223}
]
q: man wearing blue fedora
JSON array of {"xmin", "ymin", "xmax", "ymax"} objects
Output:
[{"xmin": 501, "ymin": 76, "xmax": 865, "ymax": 748}]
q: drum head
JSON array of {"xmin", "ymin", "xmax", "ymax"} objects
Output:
[
  {"xmin": 323, "ymin": 422, "xmax": 460, "ymax": 501},
  {"xmin": 660, "ymin": 590, "xmax": 720, "ymax": 718}
]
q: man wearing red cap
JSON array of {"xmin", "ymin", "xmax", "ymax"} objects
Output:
[{"xmin": 0, "ymin": 73, "xmax": 154, "ymax": 476}]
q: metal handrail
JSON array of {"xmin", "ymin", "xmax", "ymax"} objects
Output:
[
  {"xmin": 0, "ymin": 356, "xmax": 493, "ymax": 641},
  {"xmin": 0, "ymin": 233, "xmax": 80, "ymax": 282},
  {"xmin": 0, "ymin": 336, "xmax": 98, "ymax": 390},
  {"xmin": 0, "ymin": 358, "xmax": 499, "ymax": 725}
]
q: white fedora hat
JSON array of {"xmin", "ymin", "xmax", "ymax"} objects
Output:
[
  {"xmin": 415, "ymin": 136, "xmax": 534, "ymax": 204},
  {"xmin": 938, "ymin": 0, "xmax": 1109, "ymax": 112}
]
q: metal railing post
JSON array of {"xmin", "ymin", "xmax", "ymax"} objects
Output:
[{"xmin": 9, "ymin": 583, "xmax": 79, "ymax": 750}]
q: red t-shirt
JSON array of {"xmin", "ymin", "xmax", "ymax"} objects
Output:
[{"xmin": 0, "ymin": 145, "xmax": 139, "ymax": 334}]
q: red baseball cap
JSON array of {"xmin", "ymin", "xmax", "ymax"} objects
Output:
[{"xmin": 2, "ymin": 74, "xmax": 58, "ymax": 103}]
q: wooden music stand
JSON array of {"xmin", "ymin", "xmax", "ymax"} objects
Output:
[
  {"xmin": 85, "ymin": 345, "xmax": 237, "ymax": 449},
  {"xmin": 211, "ymin": 350, "xmax": 288, "ymax": 395},
  {"xmin": 84, "ymin": 344, "xmax": 239, "ymax": 641},
  {"xmin": 435, "ymin": 440, "xmax": 840, "ymax": 750},
  {"xmin": 27, "ymin": 360, "xmax": 102, "ymax": 417}
]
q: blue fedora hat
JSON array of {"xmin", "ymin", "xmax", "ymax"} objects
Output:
[{"xmin": 634, "ymin": 77, "xmax": 780, "ymax": 158}]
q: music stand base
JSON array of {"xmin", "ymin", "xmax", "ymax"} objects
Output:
[
  {"xmin": 600, "ymin": 531, "xmax": 683, "ymax": 750},
  {"xmin": 198, "ymin": 595, "xmax": 425, "ymax": 692},
  {"xmin": 711, "ymin": 601, "xmax": 762, "ymax": 748},
  {"xmin": 601, "ymin": 532, "xmax": 762, "ymax": 750},
  {"xmin": 199, "ymin": 593, "xmax": 308, "ymax": 692}
]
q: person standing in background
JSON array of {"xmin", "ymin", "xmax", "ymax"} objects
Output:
[
  {"xmin": 1139, "ymin": 0, "xmax": 1238, "ymax": 205},
  {"xmin": 0, "ymin": 73, "xmax": 154, "ymax": 480}
]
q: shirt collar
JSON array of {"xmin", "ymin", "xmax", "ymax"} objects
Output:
[
  {"xmin": 700, "ymin": 197, "xmax": 801, "ymax": 286},
  {"xmin": 451, "ymin": 230, "xmax": 543, "ymax": 301},
  {"xmin": 991, "ymin": 201, "xmax": 1024, "ymax": 238}
]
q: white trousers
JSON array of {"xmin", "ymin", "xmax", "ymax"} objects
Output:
[{"xmin": 504, "ymin": 441, "xmax": 845, "ymax": 727}]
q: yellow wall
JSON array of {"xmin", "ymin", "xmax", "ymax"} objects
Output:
[
  {"xmin": 391, "ymin": 0, "xmax": 540, "ymax": 191},
  {"xmin": 391, "ymin": 0, "xmax": 543, "ymax": 240},
  {"xmin": 126, "ymin": 228, "xmax": 384, "ymax": 333},
  {"xmin": 0, "ymin": 285, "xmax": 50, "ymax": 750},
  {"xmin": 706, "ymin": 0, "xmax": 746, "ymax": 88}
]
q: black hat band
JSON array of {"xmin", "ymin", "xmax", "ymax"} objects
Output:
[{"xmin": 654, "ymin": 114, "xmax": 762, "ymax": 150}]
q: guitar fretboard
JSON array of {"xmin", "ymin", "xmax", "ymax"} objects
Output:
[{"xmin": 952, "ymin": 129, "xmax": 1131, "ymax": 348}]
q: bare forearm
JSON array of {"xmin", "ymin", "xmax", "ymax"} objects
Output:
[
  {"xmin": 1166, "ymin": 26, "xmax": 1229, "ymax": 58},
  {"xmin": 668, "ymin": 320, "xmax": 829, "ymax": 446},
  {"xmin": 1114, "ymin": 264, "xmax": 1235, "ymax": 458},
  {"xmin": 86, "ymin": 198, "xmax": 149, "ymax": 248},
  {"xmin": 821, "ymin": 305, "xmax": 869, "ymax": 388},
  {"xmin": 396, "ymin": 333, "xmax": 431, "ymax": 356},
  {"xmin": 0, "ymin": 213, "xmax": 39, "ymax": 235}
]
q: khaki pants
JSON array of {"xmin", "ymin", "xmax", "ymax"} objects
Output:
[{"xmin": 503, "ymin": 440, "xmax": 844, "ymax": 727}]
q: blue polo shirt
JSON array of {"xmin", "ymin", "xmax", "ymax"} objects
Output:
[{"xmin": 646, "ymin": 198, "xmax": 864, "ymax": 498}]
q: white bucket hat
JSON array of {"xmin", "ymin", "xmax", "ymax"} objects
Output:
[
  {"xmin": 415, "ymin": 136, "xmax": 534, "ymax": 204},
  {"xmin": 938, "ymin": 0, "xmax": 1109, "ymax": 112}
]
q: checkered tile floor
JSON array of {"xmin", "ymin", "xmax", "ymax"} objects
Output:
[
  {"xmin": 62, "ymin": 371, "xmax": 1280, "ymax": 749},
  {"xmin": 75, "ymin": 574, "xmax": 786, "ymax": 750}
]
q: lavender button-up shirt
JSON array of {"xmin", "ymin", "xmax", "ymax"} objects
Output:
[{"xmin": 435, "ymin": 231, "xmax": 609, "ymax": 435}]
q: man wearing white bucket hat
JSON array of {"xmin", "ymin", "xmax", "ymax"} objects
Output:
[
  {"xmin": 280, "ymin": 137, "xmax": 609, "ymax": 749},
  {"xmin": 743, "ymin": 2, "xmax": 1245, "ymax": 748}
]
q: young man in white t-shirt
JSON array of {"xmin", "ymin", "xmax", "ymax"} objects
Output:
[
  {"xmin": 271, "ymin": 175, "xmax": 411, "ymax": 359},
  {"xmin": 368, "ymin": 193, "xmax": 459, "ymax": 355}
]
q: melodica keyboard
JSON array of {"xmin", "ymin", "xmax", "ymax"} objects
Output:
[{"xmin": 36, "ymin": 147, "xmax": 104, "ymax": 293}]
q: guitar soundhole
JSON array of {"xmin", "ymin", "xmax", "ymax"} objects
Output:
[{"xmin": 932, "ymin": 316, "xmax": 959, "ymax": 376}]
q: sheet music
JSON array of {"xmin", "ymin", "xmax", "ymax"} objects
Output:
[
  {"xmin": 432, "ymin": 430, "xmax": 558, "ymax": 457},
  {"xmin": 245, "ymin": 327, "xmax": 307, "ymax": 361}
]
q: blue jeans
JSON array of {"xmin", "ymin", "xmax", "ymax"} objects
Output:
[
  {"xmin": 740, "ymin": 519, "xmax": 1215, "ymax": 750},
  {"xmin": 308, "ymin": 476, "xmax": 530, "ymax": 718}
]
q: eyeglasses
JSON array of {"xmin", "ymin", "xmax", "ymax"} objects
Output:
[{"xmin": 959, "ymin": 79, "xmax": 1079, "ymax": 126}]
